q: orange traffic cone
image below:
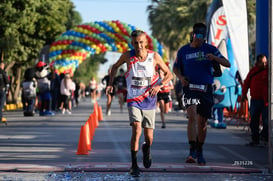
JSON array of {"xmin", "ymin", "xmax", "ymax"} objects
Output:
[
  {"xmin": 84, "ymin": 121, "xmax": 92, "ymax": 151},
  {"xmin": 92, "ymin": 112, "xmax": 99, "ymax": 128},
  {"xmin": 94, "ymin": 102, "xmax": 100, "ymax": 120},
  {"xmin": 88, "ymin": 116, "xmax": 94, "ymax": 140},
  {"xmin": 98, "ymin": 106, "xmax": 103, "ymax": 121},
  {"xmin": 1, "ymin": 117, "xmax": 7, "ymax": 126},
  {"xmin": 76, "ymin": 126, "xmax": 89, "ymax": 155}
]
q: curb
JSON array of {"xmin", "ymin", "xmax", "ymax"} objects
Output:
[{"xmin": 0, "ymin": 163, "xmax": 263, "ymax": 174}]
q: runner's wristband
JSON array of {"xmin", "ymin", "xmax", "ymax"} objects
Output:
[{"xmin": 159, "ymin": 82, "xmax": 163, "ymax": 88}]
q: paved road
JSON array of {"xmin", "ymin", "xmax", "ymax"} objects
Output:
[{"xmin": 0, "ymin": 96, "xmax": 272, "ymax": 180}]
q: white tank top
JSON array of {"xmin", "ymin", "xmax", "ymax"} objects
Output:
[{"xmin": 126, "ymin": 50, "xmax": 159, "ymax": 109}]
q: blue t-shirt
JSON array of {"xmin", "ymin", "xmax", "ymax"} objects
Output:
[{"xmin": 173, "ymin": 43, "xmax": 224, "ymax": 84}]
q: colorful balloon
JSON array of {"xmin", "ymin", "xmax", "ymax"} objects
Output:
[{"xmin": 49, "ymin": 20, "xmax": 165, "ymax": 75}]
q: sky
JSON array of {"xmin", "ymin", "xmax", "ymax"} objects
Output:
[{"xmin": 71, "ymin": 0, "xmax": 153, "ymax": 78}]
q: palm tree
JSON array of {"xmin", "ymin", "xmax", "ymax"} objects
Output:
[{"xmin": 147, "ymin": 0, "xmax": 210, "ymax": 60}]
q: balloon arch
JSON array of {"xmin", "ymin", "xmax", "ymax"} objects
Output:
[{"xmin": 49, "ymin": 20, "xmax": 164, "ymax": 75}]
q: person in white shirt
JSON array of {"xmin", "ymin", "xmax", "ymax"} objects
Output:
[{"xmin": 60, "ymin": 72, "xmax": 75, "ymax": 114}]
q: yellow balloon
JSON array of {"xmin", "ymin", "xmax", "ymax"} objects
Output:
[
  {"xmin": 61, "ymin": 45, "xmax": 67, "ymax": 50},
  {"xmin": 59, "ymin": 67, "xmax": 64, "ymax": 73},
  {"xmin": 57, "ymin": 55, "xmax": 62, "ymax": 60},
  {"xmin": 82, "ymin": 39, "xmax": 88, "ymax": 44},
  {"xmin": 96, "ymin": 47, "xmax": 100, "ymax": 52},
  {"xmin": 118, "ymin": 47, "xmax": 123, "ymax": 53},
  {"xmin": 114, "ymin": 27, "xmax": 120, "ymax": 33},
  {"xmin": 78, "ymin": 27, "xmax": 83, "ymax": 33},
  {"xmin": 88, "ymin": 41, "xmax": 93, "ymax": 46},
  {"xmin": 50, "ymin": 46, "xmax": 56, "ymax": 51},
  {"xmin": 83, "ymin": 29, "xmax": 88, "ymax": 34}
]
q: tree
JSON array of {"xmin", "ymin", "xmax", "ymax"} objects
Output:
[
  {"xmin": 246, "ymin": 0, "xmax": 256, "ymax": 65},
  {"xmin": 74, "ymin": 53, "xmax": 107, "ymax": 85},
  {"xmin": 147, "ymin": 0, "xmax": 210, "ymax": 60},
  {"xmin": 147, "ymin": 0, "xmax": 256, "ymax": 62},
  {"xmin": 0, "ymin": 0, "xmax": 79, "ymax": 103}
]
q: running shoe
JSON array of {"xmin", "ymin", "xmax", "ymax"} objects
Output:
[
  {"xmin": 197, "ymin": 151, "xmax": 206, "ymax": 166},
  {"xmin": 129, "ymin": 166, "xmax": 140, "ymax": 177},
  {"xmin": 106, "ymin": 110, "xmax": 111, "ymax": 116},
  {"xmin": 161, "ymin": 122, "xmax": 166, "ymax": 128},
  {"xmin": 142, "ymin": 142, "xmax": 152, "ymax": 168},
  {"xmin": 185, "ymin": 150, "xmax": 196, "ymax": 163},
  {"xmin": 44, "ymin": 110, "xmax": 55, "ymax": 116}
]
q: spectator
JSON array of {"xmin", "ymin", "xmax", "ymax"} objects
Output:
[
  {"xmin": 0, "ymin": 61, "xmax": 9, "ymax": 122},
  {"xmin": 60, "ymin": 72, "xmax": 75, "ymax": 114},
  {"xmin": 74, "ymin": 79, "xmax": 80, "ymax": 107},
  {"xmin": 242, "ymin": 54, "xmax": 268, "ymax": 146},
  {"xmin": 35, "ymin": 61, "xmax": 54, "ymax": 116},
  {"xmin": 48, "ymin": 66, "xmax": 61, "ymax": 112},
  {"xmin": 21, "ymin": 68, "xmax": 37, "ymax": 116}
]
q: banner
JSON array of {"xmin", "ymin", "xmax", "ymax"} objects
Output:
[
  {"xmin": 222, "ymin": 0, "xmax": 249, "ymax": 80},
  {"xmin": 206, "ymin": 0, "xmax": 249, "ymax": 109}
]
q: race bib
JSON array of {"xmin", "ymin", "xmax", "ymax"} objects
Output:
[
  {"xmin": 189, "ymin": 84, "xmax": 207, "ymax": 92},
  {"xmin": 130, "ymin": 77, "xmax": 151, "ymax": 97},
  {"xmin": 131, "ymin": 77, "xmax": 150, "ymax": 87}
]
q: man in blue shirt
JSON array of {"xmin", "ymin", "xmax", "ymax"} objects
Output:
[{"xmin": 173, "ymin": 23, "xmax": 230, "ymax": 165}]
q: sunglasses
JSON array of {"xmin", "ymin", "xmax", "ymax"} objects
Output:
[{"xmin": 194, "ymin": 33, "xmax": 205, "ymax": 39}]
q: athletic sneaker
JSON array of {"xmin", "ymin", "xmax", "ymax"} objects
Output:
[
  {"xmin": 129, "ymin": 166, "xmax": 140, "ymax": 177},
  {"xmin": 197, "ymin": 151, "xmax": 206, "ymax": 166},
  {"xmin": 106, "ymin": 110, "xmax": 111, "ymax": 116},
  {"xmin": 44, "ymin": 110, "xmax": 55, "ymax": 116},
  {"xmin": 161, "ymin": 122, "xmax": 166, "ymax": 128},
  {"xmin": 185, "ymin": 150, "xmax": 196, "ymax": 163},
  {"xmin": 142, "ymin": 142, "xmax": 152, "ymax": 168}
]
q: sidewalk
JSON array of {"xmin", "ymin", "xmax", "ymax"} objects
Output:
[{"xmin": 0, "ymin": 96, "xmax": 272, "ymax": 180}]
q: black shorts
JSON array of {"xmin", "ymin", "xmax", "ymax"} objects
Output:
[
  {"xmin": 183, "ymin": 84, "xmax": 214, "ymax": 119},
  {"xmin": 157, "ymin": 92, "xmax": 172, "ymax": 104}
]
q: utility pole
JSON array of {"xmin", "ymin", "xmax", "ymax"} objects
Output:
[{"xmin": 269, "ymin": 0, "xmax": 273, "ymax": 173}]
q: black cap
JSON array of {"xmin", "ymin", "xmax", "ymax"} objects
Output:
[{"xmin": 193, "ymin": 23, "xmax": 206, "ymax": 35}]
